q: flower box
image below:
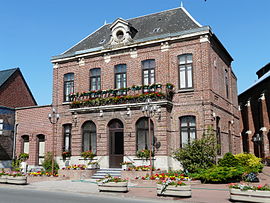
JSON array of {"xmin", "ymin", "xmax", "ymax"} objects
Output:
[
  {"xmin": 7, "ymin": 176, "xmax": 27, "ymax": 185},
  {"xmin": 230, "ymin": 188, "xmax": 270, "ymax": 203},
  {"xmin": 157, "ymin": 184, "xmax": 191, "ymax": 197},
  {"xmin": 98, "ymin": 182, "xmax": 128, "ymax": 192},
  {"xmin": 0, "ymin": 175, "xmax": 7, "ymax": 183}
]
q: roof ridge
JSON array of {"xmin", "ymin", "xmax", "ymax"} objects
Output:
[{"xmin": 0, "ymin": 67, "xmax": 18, "ymax": 73}]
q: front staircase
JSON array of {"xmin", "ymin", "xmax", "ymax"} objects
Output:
[{"xmin": 91, "ymin": 168, "xmax": 122, "ymax": 179}]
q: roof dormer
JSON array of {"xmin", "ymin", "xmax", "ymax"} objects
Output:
[{"xmin": 108, "ymin": 18, "xmax": 133, "ymax": 45}]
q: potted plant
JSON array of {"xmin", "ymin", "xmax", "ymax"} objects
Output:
[
  {"xmin": 62, "ymin": 151, "xmax": 71, "ymax": 160},
  {"xmin": 136, "ymin": 149, "xmax": 154, "ymax": 160},
  {"xmin": 81, "ymin": 151, "xmax": 96, "ymax": 160},
  {"xmin": 120, "ymin": 161, "xmax": 134, "ymax": 170},
  {"xmin": 0, "ymin": 170, "xmax": 7, "ymax": 183},
  {"xmin": 87, "ymin": 162, "xmax": 99, "ymax": 169},
  {"xmin": 157, "ymin": 179, "xmax": 191, "ymax": 197},
  {"xmin": 97, "ymin": 175, "xmax": 128, "ymax": 192},
  {"xmin": 7, "ymin": 172, "xmax": 27, "ymax": 185},
  {"xmin": 229, "ymin": 183, "xmax": 270, "ymax": 202}
]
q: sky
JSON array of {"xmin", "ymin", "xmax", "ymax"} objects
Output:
[{"xmin": 0, "ymin": 0, "xmax": 269, "ymax": 105}]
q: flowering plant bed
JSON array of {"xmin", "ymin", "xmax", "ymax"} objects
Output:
[
  {"xmin": 126, "ymin": 165, "xmax": 158, "ymax": 171},
  {"xmin": 229, "ymin": 184, "xmax": 270, "ymax": 202},
  {"xmin": 62, "ymin": 164, "xmax": 87, "ymax": 170},
  {"xmin": 157, "ymin": 180, "xmax": 191, "ymax": 197},
  {"xmin": 120, "ymin": 161, "xmax": 134, "ymax": 170},
  {"xmin": 97, "ymin": 175, "xmax": 128, "ymax": 192},
  {"xmin": 136, "ymin": 149, "xmax": 154, "ymax": 159}
]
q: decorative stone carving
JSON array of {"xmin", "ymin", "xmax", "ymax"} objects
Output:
[
  {"xmin": 200, "ymin": 35, "xmax": 210, "ymax": 43},
  {"xmin": 161, "ymin": 42, "xmax": 170, "ymax": 52},
  {"xmin": 107, "ymin": 18, "xmax": 134, "ymax": 46},
  {"xmin": 130, "ymin": 48, "xmax": 137, "ymax": 58},
  {"xmin": 104, "ymin": 54, "xmax": 111, "ymax": 63},
  {"xmin": 78, "ymin": 58, "xmax": 85, "ymax": 66}
]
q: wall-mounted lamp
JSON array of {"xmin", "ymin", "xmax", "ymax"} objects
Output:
[
  {"xmin": 126, "ymin": 108, "xmax": 131, "ymax": 116},
  {"xmin": 99, "ymin": 110, "xmax": 103, "ymax": 117}
]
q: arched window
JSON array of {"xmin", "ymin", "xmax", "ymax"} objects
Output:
[
  {"xmin": 37, "ymin": 134, "xmax": 45, "ymax": 165},
  {"xmin": 180, "ymin": 116, "xmax": 196, "ymax": 148},
  {"xmin": 142, "ymin": 59, "xmax": 155, "ymax": 87},
  {"xmin": 22, "ymin": 135, "xmax": 29, "ymax": 154},
  {"xmin": 63, "ymin": 124, "xmax": 72, "ymax": 152},
  {"xmin": 115, "ymin": 64, "xmax": 127, "ymax": 89},
  {"xmin": 64, "ymin": 73, "xmax": 74, "ymax": 102},
  {"xmin": 90, "ymin": 68, "xmax": 101, "ymax": 91},
  {"xmin": 82, "ymin": 121, "xmax": 97, "ymax": 153},
  {"xmin": 136, "ymin": 117, "xmax": 154, "ymax": 151},
  {"xmin": 178, "ymin": 54, "xmax": 193, "ymax": 89}
]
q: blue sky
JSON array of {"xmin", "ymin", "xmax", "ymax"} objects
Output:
[{"xmin": 0, "ymin": 0, "xmax": 269, "ymax": 105}]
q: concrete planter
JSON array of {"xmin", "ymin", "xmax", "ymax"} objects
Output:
[
  {"xmin": 7, "ymin": 176, "xmax": 27, "ymax": 185},
  {"xmin": 157, "ymin": 184, "xmax": 192, "ymax": 197},
  {"xmin": 230, "ymin": 188, "xmax": 270, "ymax": 203},
  {"xmin": 0, "ymin": 175, "xmax": 7, "ymax": 183},
  {"xmin": 98, "ymin": 181, "xmax": 128, "ymax": 192}
]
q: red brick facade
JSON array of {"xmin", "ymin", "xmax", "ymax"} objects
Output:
[
  {"xmin": 239, "ymin": 64, "xmax": 270, "ymax": 158},
  {"xmin": 15, "ymin": 8, "xmax": 240, "ymax": 170},
  {"xmin": 0, "ymin": 70, "xmax": 36, "ymax": 108}
]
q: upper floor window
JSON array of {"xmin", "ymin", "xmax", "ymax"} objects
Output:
[
  {"xmin": 63, "ymin": 124, "xmax": 72, "ymax": 152},
  {"xmin": 142, "ymin": 59, "xmax": 155, "ymax": 86},
  {"xmin": 178, "ymin": 54, "xmax": 193, "ymax": 89},
  {"xmin": 180, "ymin": 116, "xmax": 196, "ymax": 148},
  {"xmin": 90, "ymin": 68, "xmax": 101, "ymax": 91},
  {"xmin": 64, "ymin": 73, "xmax": 74, "ymax": 102},
  {"xmin": 115, "ymin": 64, "xmax": 127, "ymax": 89},
  {"xmin": 225, "ymin": 69, "xmax": 229, "ymax": 99}
]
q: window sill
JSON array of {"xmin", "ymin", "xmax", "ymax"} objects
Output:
[
  {"xmin": 178, "ymin": 88, "xmax": 194, "ymax": 93},
  {"xmin": 133, "ymin": 158, "xmax": 156, "ymax": 161},
  {"xmin": 62, "ymin": 102, "xmax": 71, "ymax": 105}
]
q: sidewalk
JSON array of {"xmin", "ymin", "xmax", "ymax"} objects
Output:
[{"xmin": 0, "ymin": 167, "xmax": 269, "ymax": 203}]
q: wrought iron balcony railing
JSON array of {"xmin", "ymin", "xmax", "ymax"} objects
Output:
[{"xmin": 69, "ymin": 83, "xmax": 174, "ymax": 109}]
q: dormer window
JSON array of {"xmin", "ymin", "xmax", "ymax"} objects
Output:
[
  {"xmin": 116, "ymin": 30, "xmax": 124, "ymax": 40},
  {"xmin": 108, "ymin": 18, "xmax": 134, "ymax": 45}
]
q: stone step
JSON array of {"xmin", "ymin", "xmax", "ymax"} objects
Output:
[{"xmin": 91, "ymin": 168, "xmax": 122, "ymax": 179}]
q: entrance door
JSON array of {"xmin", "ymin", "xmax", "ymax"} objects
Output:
[{"xmin": 108, "ymin": 119, "xmax": 124, "ymax": 168}]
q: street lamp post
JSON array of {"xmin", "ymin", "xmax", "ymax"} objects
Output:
[
  {"xmin": 141, "ymin": 98, "xmax": 160, "ymax": 176},
  {"xmin": 253, "ymin": 133, "xmax": 262, "ymax": 158},
  {"xmin": 48, "ymin": 108, "xmax": 60, "ymax": 175}
]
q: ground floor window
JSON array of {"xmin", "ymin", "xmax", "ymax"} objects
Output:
[
  {"xmin": 82, "ymin": 121, "xmax": 97, "ymax": 153},
  {"xmin": 37, "ymin": 134, "xmax": 45, "ymax": 165},
  {"xmin": 22, "ymin": 135, "xmax": 29, "ymax": 154},
  {"xmin": 180, "ymin": 116, "xmax": 196, "ymax": 148},
  {"xmin": 136, "ymin": 117, "xmax": 154, "ymax": 151}
]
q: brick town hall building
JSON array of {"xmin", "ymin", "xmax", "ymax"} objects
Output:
[{"xmin": 15, "ymin": 6, "xmax": 240, "ymax": 170}]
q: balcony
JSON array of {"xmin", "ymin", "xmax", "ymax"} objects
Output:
[{"xmin": 69, "ymin": 83, "xmax": 174, "ymax": 112}]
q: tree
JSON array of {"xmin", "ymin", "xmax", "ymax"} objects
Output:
[{"xmin": 173, "ymin": 127, "xmax": 218, "ymax": 173}]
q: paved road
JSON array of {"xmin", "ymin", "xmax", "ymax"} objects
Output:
[{"xmin": 0, "ymin": 187, "xmax": 179, "ymax": 203}]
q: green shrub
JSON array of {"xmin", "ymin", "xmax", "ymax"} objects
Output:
[
  {"xmin": 173, "ymin": 127, "xmax": 218, "ymax": 173},
  {"xmin": 11, "ymin": 157, "xmax": 21, "ymax": 171},
  {"xmin": 19, "ymin": 153, "xmax": 29, "ymax": 161},
  {"xmin": 190, "ymin": 166, "xmax": 245, "ymax": 183},
  {"xmin": 42, "ymin": 152, "xmax": 59, "ymax": 174},
  {"xmin": 234, "ymin": 153, "xmax": 264, "ymax": 173},
  {"xmin": 218, "ymin": 152, "xmax": 239, "ymax": 167}
]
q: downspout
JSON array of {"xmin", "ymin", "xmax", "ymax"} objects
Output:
[{"xmin": 12, "ymin": 123, "xmax": 19, "ymax": 160}]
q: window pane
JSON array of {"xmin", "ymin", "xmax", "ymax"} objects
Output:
[
  {"xmin": 150, "ymin": 70, "xmax": 155, "ymax": 84},
  {"xmin": 97, "ymin": 77, "xmax": 101, "ymax": 90},
  {"xmin": 24, "ymin": 142, "xmax": 29, "ymax": 154},
  {"xmin": 187, "ymin": 54, "xmax": 193, "ymax": 63},
  {"xmin": 83, "ymin": 132, "xmax": 90, "ymax": 151},
  {"xmin": 181, "ymin": 129, "xmax": 189, "ymax": 147},
  {"xmin": 180, "ymin": 67, "xmax": 186, "ymax": 88},
  {"xmin": 179, "ymin": 56, "xmax": 185, "ymax": 65},
  {"xmin": 91, "ymin": 133, "xmax": 97, "ymax": 153},
  {"xmin": 190, "ymin": 128, "xmax": 196, "ymax": 140},
  {"xmin": 187, "ymin": 65, "xmax": 193, "ymax": 88},
  {"xmin": 137, "ymin": 130, "xmax": 146, "ymax": 150},
  {"xmin": 181, "ymin": 117, "xmax": 188, "ymax": 127},
  {"xmin": 39, "ymin": 141, "xmax": 45, "ymax": 157}
]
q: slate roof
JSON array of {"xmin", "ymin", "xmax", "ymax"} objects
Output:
[
  {"xmin": 0, "ymin": 68, "xmax": 18, "ymax": 88},
  {"xmin": 54, "ymin": 7, "xmax": 204, "ymax": 59}
]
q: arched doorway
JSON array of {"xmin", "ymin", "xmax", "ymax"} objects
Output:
[{"xmin": 108, "ymin": 119, "xmax": 124, "ymax": 168}]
